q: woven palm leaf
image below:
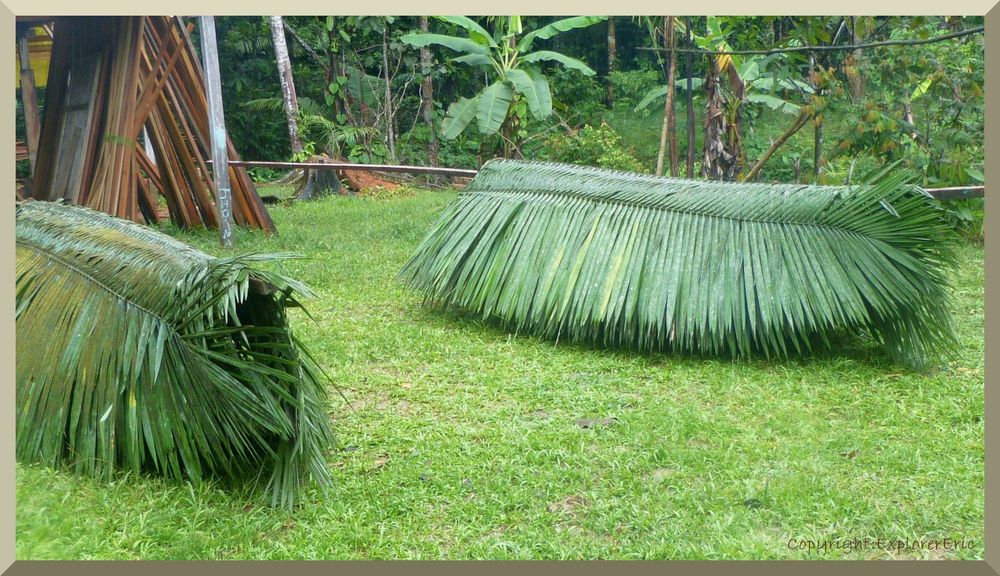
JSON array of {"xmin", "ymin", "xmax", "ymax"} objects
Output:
[
  {"xmin": 16, "ymin": 201, "xmax": 332, "ymax": 508},
  {"xmin": 401, "ymin": 160, "xmax": 957, "ymax": 368}
]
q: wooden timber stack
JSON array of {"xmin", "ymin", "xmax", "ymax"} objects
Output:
[{"xmin": 30, "ymin": 16, "xmax": 274, "ymax": 232}]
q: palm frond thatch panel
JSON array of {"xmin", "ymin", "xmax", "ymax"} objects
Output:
[
  {"xmin": 401, "ymin": 160, "xmax": 956, "ymax": 368},
  {"xmin": 15, "ymin": 201, "xmax": 331, "ymax": 508}
]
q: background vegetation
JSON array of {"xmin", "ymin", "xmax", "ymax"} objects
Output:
[
  {"xmin": 181, "ymin": 15, "xmax": 983, "ymax": 237},
  {"xmin": 197, "ymin": 16, "xmax": 983, "ymax": 185}
]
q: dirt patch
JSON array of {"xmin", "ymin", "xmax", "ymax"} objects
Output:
[
  {"xmin": 575, "ymin": 417, "xmax": 618, "ymax": 429},
  {"xmin": 547, "ymin": 495, "xmax": 588, "ymax": 518},
  {"xmin": 340, "ymin": 168, "xmax": 399, "ymax": 193},
  {"xmin": 648, "ymin": 468, "xmax": 675, "ymax": 482}
]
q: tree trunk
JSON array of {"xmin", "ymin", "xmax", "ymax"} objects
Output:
[
  {"xmin": 419, "ymin": 16, "xmax": 438, "ymax": 166},
  {"xmin": 809, "ymin": 54, "xmax": 823, "ymax": 180},
  {"xmin": 702, "ymin": 57, "xmax": 731, "ymax": 181},
  {"xmin": 268, "ymin": 16, "xmax": 303, "ymax": 156},
  {"xmin": 655, "ymin": 16, "xmax": 674, "ymax": 177},
  {"xmin": 606, "ymin": 17, "xmax": 616, "ymax": 106},
  {"xmin": 382, "ymin": 24, "xmax": 396, "ymax": 162},
  {"xmin": 685, "ymin": 17, "xmax": 695, "ymax": 178},
  {"xmin": 904, "ymin": 100, "xmax": 917, "ymax": 140},
  {"xmin": 846, "ymin": 16, "xmax": 865, "ymax": 99},
  {"xmin": 666, "ymin": 17, "xmax": 678, "ymax": 177}
]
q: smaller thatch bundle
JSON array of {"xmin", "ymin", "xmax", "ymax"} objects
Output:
[
  {"xmin": 16, "ymin": 201, "xmax": 332, "ymax": 508},
  {"xmin": 400, "ymin": 160, "xmax": 957, "ymax": 369}
]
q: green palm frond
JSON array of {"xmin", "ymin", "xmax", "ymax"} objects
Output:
[
  {"xmin": 400, "ymin": 160, "xmax": 957, "ymax": 369},
  {"xmin": 16, "ymin": 202, "xmax": 333, "ymax": 508},
  {"xmin": 242, "ymin": 97, "xmax": 287, "ymax": 113}
]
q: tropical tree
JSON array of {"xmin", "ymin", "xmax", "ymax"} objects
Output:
[
  {"xmin": 642, "ymin": 17, "xmax": 813, "ymax": 180},
  {"xmin": 268, "ymin": 16, "xmax": 304, "ymax": 155},
  {"xmin": 655, "ymin": 16, "xmax": 678, "ymax": 177},
  {"xmin": 401, "ymin": 16, "xmax": 605, "ymax": 157},
  {"xmin": 418, "ymin": 16, "xmax": 439, "ymax": 166}
]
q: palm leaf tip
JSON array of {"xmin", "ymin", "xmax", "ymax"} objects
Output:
[
  {"xmin": 15, "ymin": 201, "xmax": 334, "ymax": 509},
  {"xmin": 400, "ymin": 160, "xmax": 958, "ymax": 369}
]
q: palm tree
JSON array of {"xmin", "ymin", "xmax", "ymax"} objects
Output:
[
  {"xmin": 15, "ymin": 201, "xmax": 333, "ymax": 509},
  {"xmin": 400, "ymin": 160, "xmax": 957, "ymax": 369}
]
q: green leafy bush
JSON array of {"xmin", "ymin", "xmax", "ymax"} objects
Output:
[
  {"xmin": 547, "ymin": 66, "xmax": 606, "ymax": 125},
  {"xmin": 608, "ymin": 67, "xmax": 662, "ymax": 112},
  {"xmin": 540, "ymin": 122, "xmax": 646, "ymax": 173}
]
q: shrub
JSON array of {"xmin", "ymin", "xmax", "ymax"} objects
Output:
[
  {"xmin": 608, "ymin": 67, "xmax": 662, "ymax": 112},
  {"xmin": 539, "ymin": 122, "xmax": 646, "ymax": 173}
]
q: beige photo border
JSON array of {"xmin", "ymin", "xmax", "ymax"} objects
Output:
[{"xmin": 0, "ymin": 3, "xmax": 994, "ymax": 574}]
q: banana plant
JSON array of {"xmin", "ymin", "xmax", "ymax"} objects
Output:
[
  {"xmin": 401, "ymin": 16, "xmax": 605, "ymax": 155},
  {"xmin": 637, "ymin": 20, "xmax": 810, "ymax": 115}
]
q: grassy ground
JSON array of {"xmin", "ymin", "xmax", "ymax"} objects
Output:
[{"xmin": 16, "ymin": 186, "xmax": 984, "ymax": 560}]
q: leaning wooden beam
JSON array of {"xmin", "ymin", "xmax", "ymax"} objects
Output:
[
  {"xmin": 30, "ymin": 16, "xmax": 71, "ymax": 201},
  {"xmin": 133, "ymin": 20, "xmax": 187, "ymax": 135},
  {"xmin": 17, "ymin": 31, "xmax": 41, "ymax": 174}
]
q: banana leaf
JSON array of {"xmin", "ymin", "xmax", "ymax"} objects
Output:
[
  {"xmin": 400, "ymin": 160, "xmax": 957, "ymax": 369},
  {"xmin": 16, "ymin": 201, "xmax": 333, "ymax": 508}
]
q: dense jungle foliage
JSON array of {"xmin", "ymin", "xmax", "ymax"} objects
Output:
[{"xmin": 194, "ymin": 17, "xmax": 983, "ymax": 187}]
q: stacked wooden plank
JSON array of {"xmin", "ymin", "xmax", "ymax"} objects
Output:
[{"xmin": 30, "ymin": 16, "xmax": 274, "ymax": 232}]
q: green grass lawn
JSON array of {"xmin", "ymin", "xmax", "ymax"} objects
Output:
[{"xmin": 16, "ymin": 187, "xmax": 984, "ymax": 560}]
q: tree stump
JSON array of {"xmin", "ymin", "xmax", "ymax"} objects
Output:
[
  {"xmin": 294, "ymin": 155, "xmax": 401, "ymax": 199},
  {"xmin": 294, "ymin": 155, "xmax": 342, "ymax": 200}
]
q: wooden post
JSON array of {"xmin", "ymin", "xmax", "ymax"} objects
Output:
[
  {"xmin": 18, "ymin": 31, "xmax": 41, "ymax": 175},
  {"xmin": 685, "ymin": 16, "xmax": 695, "ymax": 178},
  {"xmin": 198, "ymin": 16, "xmax": 234, "ymax": 248}
]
